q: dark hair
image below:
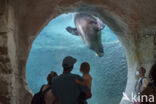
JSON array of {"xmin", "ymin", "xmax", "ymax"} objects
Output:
[
  {"xmin": 80, "ymin": 62, "xmax": 90, "ymax": 74},
  {"xmin": 149, "ymin": 63, "xmax": 156, "ymax": 84},
  {"xmin": 139, "ymin": 67, "xmax": 146, "ymax": 73},
  {"xmin": 47, "ymin": 71, "xmax": 57, "ymax": 85}
]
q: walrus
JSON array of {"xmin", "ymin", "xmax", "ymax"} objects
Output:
[{"xmin": 66, "ymin": 13, "xmax": 105, "ymax": 57}]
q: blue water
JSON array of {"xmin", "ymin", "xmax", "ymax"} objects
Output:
[{"xmin": 26, "ymin": 13, "xmax": 127, "ymax": 104}]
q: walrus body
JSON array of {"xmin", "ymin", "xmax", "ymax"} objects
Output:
[{"xmin": 66, "ymin": 13, "xmax": 105, "ymax": 57}]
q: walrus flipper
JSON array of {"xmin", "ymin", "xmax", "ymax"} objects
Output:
[{"xmin": 66, "ymin": 26, "xmax": 79, "ymax": 36}]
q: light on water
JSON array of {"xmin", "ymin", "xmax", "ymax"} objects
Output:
[{"xmin": 26, "ymin": 13, "xmax": 127, "ymax": 104}]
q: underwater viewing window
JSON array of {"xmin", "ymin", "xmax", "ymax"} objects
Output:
[{"xmin": 26, "ymin": 13, "xmax": 128, "ymax": 104}]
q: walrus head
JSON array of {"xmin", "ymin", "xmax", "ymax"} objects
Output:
[
  {"xmin": 66, "ymin": 13, "xmax": 105, "ymax": 57},
  {"xmin": 85, "ymin": 16, "xmax": 105, "ymax": 57}
]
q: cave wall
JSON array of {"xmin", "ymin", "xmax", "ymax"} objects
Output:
[
  {"xmin": 0, "ymin": 0, "xmax": 156, "ymax": 104},
  {"xmin": 154, "ymin": 36, "xmax": 156, "ymax": 63},
  {"xmin": 0, "ymin": 0, "xmax": 19, "ymax": 104}
]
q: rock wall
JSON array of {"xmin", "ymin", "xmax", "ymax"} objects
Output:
[
  {"xmin": 154, "ymin": 36, "xmax": 156, "ymax": 63},
  {"xmin": 0, "ymin": 0, "xmax": 156, "ymax": 104},
  {"xmin": 0, "ymin": 0, "xmax": 15, "ymax": 104}
]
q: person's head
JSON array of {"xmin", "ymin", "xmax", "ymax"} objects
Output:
[
  {"xmin": 80, "ymin": 62, "xmax": 90, "ymax": 74},
  {"xmin": 149, "ymin": 63, "xmax": 156, "ymax": 84},
  {"xmin": 47, "ymin": 71, "xmax": 57, "ymax": 85},
  {"xmin": 138, "ymin": 67, "xmax": 146, "ymax": 77},
  {"xmin": 62, "ymin": 56, "xmax": 77, "ymax": 73}
]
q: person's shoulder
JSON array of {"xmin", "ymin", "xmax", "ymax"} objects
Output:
[
  {"xmin": 42, "ymin": 84, "xmax": 47, "ymax": 91},
  {"xmin": 142, "ymin": 77, "xmax": 149, "ymax": 82},
  {"xmin": 84, "ymin": 74, "xmax": 92, "ymax": 79},
  {"xmin": 70, "ymin": 73, "xmax": 81, "ymax": 78},
  {"xmin": 51, "ymin": 75, "xmax": 60, "ymax": 82},
  {"xmin": 86, "ymin": 74, "xmax": 92, "ymax": 78},
  {"xmin": 88, "ymin": 74, "xmax": 92, "ymax": 80},
  {"xmin": 54, "ymin": 75, "xmax": 59, "ymax": 79},
  {"xmin": 143, "ymin": 77, "xmax": 148, "ymax": 80},
  {"xmin": 70, "ymin": 73, "xmax": 83, "ymax": 80}
]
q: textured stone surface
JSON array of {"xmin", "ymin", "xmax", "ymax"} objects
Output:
[
  {"xmin": 0, "ymin": 0, "xmax": 17, "ymax": 104},
  {"xmin": 0, "ymin": 75, "xmax": 11, "ymax": 104},
  {"xmin": 0, "ymin": 0, "xmax": 156, "ymax": 104},
  {"xmin": 0, "ymin": 32, "xmax": 12, "ymax": 104},
  {"xmin": 154, "ymin": 36, "xmax": 156, "ymax": 63},
  {"xmin": 0, "ymin": 0, "xmax": 7, "ymax": 32}
]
